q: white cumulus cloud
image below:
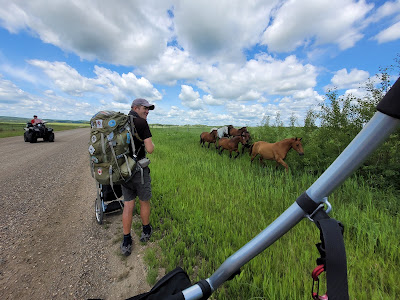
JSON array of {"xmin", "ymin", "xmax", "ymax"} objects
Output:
[
  {"xmin": 327, "ymin": 68, "xmax": 370, "ymax": 90},
  {"xmin": 179, "ymin": 85, "xmax": 203, "ymax": 110},
  {"xmin": 262, "ymin": 0, "xmax": 373, "ymax": 52},
  {"xmin": 374, "ymin": 21, "xmax": 400, "ymax": 43}
]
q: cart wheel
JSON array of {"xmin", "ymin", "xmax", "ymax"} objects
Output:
[{"xmin": 95, "ymin": 197, "xmax": 104, "ymax": 225}]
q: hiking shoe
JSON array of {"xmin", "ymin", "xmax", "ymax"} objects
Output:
[
  {"xmin": 140, "ymin": 225, "xmax": 153, "ymax": 242},
  {"xmin": 120, "ymin": 241, "xmax": 132, "ymax": 256}
]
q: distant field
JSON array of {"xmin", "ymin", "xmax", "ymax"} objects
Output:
[
  {"xmin": 0, "ymin": 122, "xmax": 90, "ymax": 138},
  {"xmin": 0, "ymin": 120, "xmax": 204, "ymax": 138}
]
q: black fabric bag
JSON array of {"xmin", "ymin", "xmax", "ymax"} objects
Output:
[
  {"xmin": 101, "ymin": 184, "xmax": 122, "ymax": 202},
  {"xmin": 127, "ymin": 267, "xmax": 192, "ymax": 300}
]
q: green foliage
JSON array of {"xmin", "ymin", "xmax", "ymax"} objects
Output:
[
  {"xmin": 142, "ymin": 127, "xmax": 399, "ymax": 300},
  {"xmin": 289, "ymin": 112, "xmax": 298, "ymax": 128},
  {"xmin": 304, "ymin": 108, "xmax": 317, "ymax": 131},
  {"xmin": 274, "ymin": 111, "xmax": 284, "ymax": 127},
  {"xmin": 319, "ymin": 89, "xmax": 359, "ymax": 129}
]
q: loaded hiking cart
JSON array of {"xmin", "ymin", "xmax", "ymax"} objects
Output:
[
  {"xmin": 89, "ymin": 111, "xmax": 149, "ymax": 224},
  {"xmin": 95, "ymin": 184, "xmax": 124, "ymax": 225},
  {"xmin": 128, "ymin": 77, "xmax": 400, "ymax": 300}
]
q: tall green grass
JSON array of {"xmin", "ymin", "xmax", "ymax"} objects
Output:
[{"xmin": 137, "ymin": 127, "xmax": 399, "ymax": 299}]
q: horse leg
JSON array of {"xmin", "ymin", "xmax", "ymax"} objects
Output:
[
  {"xmin": 250, "ymin": 153, "xmax": 257, "ymax": 163},
  {"xmin": 234, "ymin": 151, "xmax": 240, "ymax": 159},
  {"xmin": 276, "ymin": 158, "xmax": 289, "ymax": 172}
]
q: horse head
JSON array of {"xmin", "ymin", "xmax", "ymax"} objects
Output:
[
  {"xmin": 241, "ymin": 131, "xmax": 250, "ymax": 145},
  {"xmin": 292, "ymin": 137, "xmax": 304, "ymax": 156},
  {"xmin": 227, "ymin": 125, "xmax": 234, "ymax": 135}
]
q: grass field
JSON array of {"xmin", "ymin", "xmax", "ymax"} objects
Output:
[
  {"xmin": 133, "ymin": 127, "xmax": 399, "ymax": 299},
  {"xmin": 0, "ymin": 121, "xmax": 90, "ymax": 138}
]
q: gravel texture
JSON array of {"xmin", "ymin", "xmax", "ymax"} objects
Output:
[{"xmin": 0, "ymin": 128, "xmax": 152, "ymax": 299}]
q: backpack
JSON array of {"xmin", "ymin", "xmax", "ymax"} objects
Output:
[{"xmin": 88, "ymin": 111, "xmax": 137, "ymax": 186}]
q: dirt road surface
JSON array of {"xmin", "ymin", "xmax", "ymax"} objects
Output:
[{"xmin": 0, "ymin": 128, "xmax": 152, "ymax": 300}]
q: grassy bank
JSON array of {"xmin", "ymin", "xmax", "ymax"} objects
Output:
[{"xmin": 135, "ymin": 127, "xmax": 399, "ymax": 299}]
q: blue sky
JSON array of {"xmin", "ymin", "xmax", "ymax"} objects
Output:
[{"xmin": 0, "ymin": 0, "xmax": 399, "ymax": 126}]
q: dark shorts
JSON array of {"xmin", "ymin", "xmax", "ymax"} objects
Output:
[{"xmin": 121, "ymin": 167, "xmax": 152, "ymax": 202}]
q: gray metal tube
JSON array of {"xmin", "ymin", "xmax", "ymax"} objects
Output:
[
  {"xmin": 181, "ymin": 279, "xmax": 211, "ymax": 300},
  {"xmin": 306, "ymin": 112, "xmax": 400, "ymax": 202}
]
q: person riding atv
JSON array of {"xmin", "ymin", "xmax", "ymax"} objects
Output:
[
  {"xmin": 31, "ymin": 115, "xmax": 43, "ymax": 125},
  {"xmin": 24, "ymin": 116, "xmax": 55, "ymax": 143}
]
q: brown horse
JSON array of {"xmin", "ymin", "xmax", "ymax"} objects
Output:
[
  {"xmin": 250, "ymin": 137, "xmax": 304, "ymax": 172},
  {"xmin": 200, "ymin": 130, "xmax": 218, "ymax": 148},
  {"xmin": 241, "ymin": 130, "xmax": 252, "ymax": 154},
  {"xmin": 218, "ymin": 134, "xmax": 250, "ymax": 158},
  {"xmin": 229, "ymin": 126, "xmax": 248, "ymax": 137}
]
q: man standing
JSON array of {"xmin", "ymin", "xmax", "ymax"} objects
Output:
[{"xmin": 120, "ymin": 98, "xmax": 155, "ymax": 256}]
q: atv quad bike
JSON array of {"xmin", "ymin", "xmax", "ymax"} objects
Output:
[{"xmin": 24, "ymin": 122, "xmax": 55, "ymax": 143}]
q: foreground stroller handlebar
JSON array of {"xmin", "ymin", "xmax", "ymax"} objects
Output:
[{"xmin": 182, "ymin": 78, "xmax": 400, "ymax": 300}]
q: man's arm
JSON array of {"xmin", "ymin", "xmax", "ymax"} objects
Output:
[{"xmin": 144, "ymin": 137, "xmax": 154, "ymax": 154}]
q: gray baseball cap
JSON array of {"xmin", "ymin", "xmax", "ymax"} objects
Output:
[{"xmin": 131, "ymin": 98, "xmax": 155, "ymax": 110}]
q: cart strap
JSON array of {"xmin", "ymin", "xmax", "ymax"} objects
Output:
[
  {"xmin": 196, "ymin": 279, "xmax": 212, "ymax": 299},
  {"xmin": 296, "ymin": 192, "xmax": 349, "ymax": 300},
  {"xmin": 315, "ymin": 218, "xmax": 348, "ymax": 300}
]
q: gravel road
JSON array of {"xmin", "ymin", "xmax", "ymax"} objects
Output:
[{"xmin": 0, "ymin": 128, "xmax": 152, "ymax": 300}]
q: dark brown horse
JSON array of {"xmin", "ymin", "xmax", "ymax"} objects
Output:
[
  {"xmin": 240, "ymin": 130, "xmax": 252, "ymax": 154},
  {"xmin": 200, "ymin": 130, "xmax": 218, "ymax": 148},
  {"xmin": 250, "ymin": 137, "xmax": 304, "ymax": 172},
  {"xmin": 218, "ymin": 134, "xmax": 250, "ymax": 158},
  {"xmin": 229, "ymin": 126, "xmax": 248, "ymax": 137}
]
